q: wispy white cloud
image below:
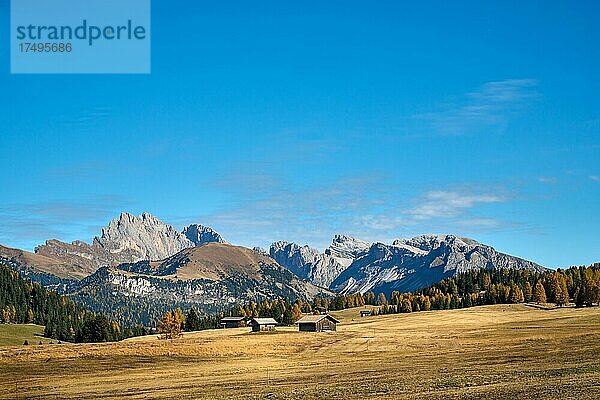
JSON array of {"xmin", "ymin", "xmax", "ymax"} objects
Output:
[
  {"xmin": 415, "ymin": 79, "xmax": 538, "ymax": 136},
  {"xmin": 0, "ymin": 196, "xmax": 132, "ymax": 250},
  {"xmin": 407, "ymin": 191, "xmax": 504, "ymax": 220},
  {"xmin": 194, "ymin": 174, "xmax": 393, "ymax": 248},
  {"xmin": 590, "ymin": 175, "xmax": 600, "ymax": 182},
  {"xmin": 62, "ymin": 105, "xmax": 112, "ymax": 127},
  {"xmin": 0, "ymin": 174, "xmax": 523, "ymax": 254},
  {"xmin": 184, "ymin": 176, "xmax": 515, "ymax": 250},
  {"xmin": 538, "ymin": 176, "xmax": 558, "ymax": 184},
  {"xmin": 456, "ymin": 217, "xmax": 502, "ymax": 228}
]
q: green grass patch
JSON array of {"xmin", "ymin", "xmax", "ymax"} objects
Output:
[{"xmin": 0, "ymin": 324, "xmax": 52, "ymax": 346}]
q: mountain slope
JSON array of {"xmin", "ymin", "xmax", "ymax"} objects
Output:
[
  {"xmin": 270, "ymin": 235, "xmax": 369, "ymax": 288},
  {"xmin": 0, "ymin": 244, "xmax": 81, "ymax": 280},
  {"xmin": 70, "ymin": 243, "xmax": 331, "ymax": 324},
  {"xmin": 183, "ymin": 224, "xmax": 225, "ymax": 246},
  {"xmin": 93, "ymin": 212, "xmax": 192, "ymax": 261},
  {"xmin": 331, "ymin": 235, "xmax": 546, "ymax": 295},
  {"xmin": 31, "ymin": 213, "xmax": 224, "ymax": 279}
]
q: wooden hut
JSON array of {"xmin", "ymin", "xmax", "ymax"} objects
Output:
[
  {"xmin": 220, "ymin": 316, "xmax": 246, "ymax": 329},
  {"xmin": 360, "ymin": 310, "xmax": 372, "ymax": 317},
  {"xmin": 296, "ymin": 314, "xmax": 340, "ymax": 332},
  {"xmin": 247, "ymin": 317, "xmax": 278, "ymax": 332}
]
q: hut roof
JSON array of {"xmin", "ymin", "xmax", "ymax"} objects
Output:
[
  {"xmin": 220, "ymin": 316, "xmax": 245, "ymax": 322},
  {"xmin": 248, "ymin": 318, "xmax": 278, "ymax": 325},
  {"xmin": 296, "ymin": 314, "xmax": 340, "ymax": 324}
]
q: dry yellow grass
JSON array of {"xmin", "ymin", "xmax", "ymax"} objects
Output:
[{"xmin": 1, "ymin": 304, "xmax": 599, "ymax": 399}]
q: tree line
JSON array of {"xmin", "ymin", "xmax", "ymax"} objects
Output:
[
  {"xmin": 325, "ymin": 264, "xmax": 600, "ymax": 316},
  {"xmin": 5, "ymin": 258, "xmax": 599, "ymax": 342},
  {"xmin": 157, "ymin": 263, "xmax": 600, "ymax": 336},
  {"xmin": 0, "ymin": 262, "xmax": 146, "ymax": 342}
]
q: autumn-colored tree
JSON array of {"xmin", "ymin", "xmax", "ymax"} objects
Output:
[
  {"xmin": 1, "ymin": 305, "xmax": 16, "ymax": 323},
  {"xmin": 534, "ymin": 281, "xmax": 547, "ymax": 304},
  {"xmin": 377, "ymin": 293, "xmax": 388, "ymax": 306},
  {"xmin": 548, "ymin": 274, "xmax": 561, "ymax": 303},
  {"xmin": 174, "ymin": 308, "xmax": 185, "ymax": 330},
  {"xmin": 158, "ymin": 309, "xmax": 184, "ymax": 340},
  {"xmin": 482, "ymin": 274, "xmax": 492, "ymax": 290},
  {"xmin": 422, "ymin": 296, "xmax": 431, "ymax": 311},
  {"xmin": 291, "ymin": 303, "xmax": 303, "ymax": 322},
  {"xmin": 400, "ymin": 298, "xmax": 412, "ymax": 313},
  {"xmin": 509, "ymin": 284, "xmax": 525, "ymax": 303},
  {"xmin": 583, "ymin": 269, "xmax": 600, "ymax": 306},
  {"xmin": 555, "ymin": 278, "xmax": 569, "ymax": 307},
  {"xmin": 365, "ymin": 292, "xmax": 376, "ymax": 305},
  {"xmin": 523, "ymin": 282, "xmax": 533, "ymax": 302}
]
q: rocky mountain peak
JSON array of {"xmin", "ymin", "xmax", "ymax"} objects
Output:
[
  {"xmin": 270, "ymin": 235, "xmax": 369, "ymax": 288},
  {"xmin": 392, "ymin": 235, "xmax": 488, "ymax": 256},
  {"xmin": 183, "ymin": 224, "xmax": 226, "ymax": 246},
  {"xmin": 269, "ymin": 241, "xmax": 320, "ymax": 270},
  {"xmin": 33, "ymin": 213, "xmax": 226, "ymax": 279},
  {"xmin": 367, "ymin": 242, "xmax": 393, "ymax": 260},
  {"xmin": 326, "ymin": 235, "xmax": 370, "ymax": 259},
  {"xmin": 332, "ymin": 235, "xmax": 546, "ymax": 295},
  {"xmin": 252, "ymin": 246, "xmax": 269, "ymax": 256},
  {"xmin": 94, "ymin": 212, "xmax": 193, "ymax": 261}
]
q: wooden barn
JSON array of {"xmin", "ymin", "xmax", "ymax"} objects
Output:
[
  {"xmin": 220, "ymin": 316, "xmax": 246, "ymax": 329},
  {"xmin": 360, "ymin": 310, "xmax": 372, "ymax": 317},
  {"xmin": 296, "ymin": 314, "xmax": 340, "ymax": 332},
  {"xmin": 247, "ymin": 317, "xmax": 278, "ymax": 332}
]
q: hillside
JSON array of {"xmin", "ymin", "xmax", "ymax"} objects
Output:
[
  {"xmin": 118, "ymin": 242, "xmax": 277, "ymax": 281},
  {"xmin": 0, "ymin": 244, "xmax": 82, "ymax": 281},
  {"xmin": 69, "ymin": 243, "xmax": 331, "ymax": 325},
  {"xmin": 29, "ymin": 213, "xmax": 225, "ymax": 280},
  {"xmin": 1, "ymin": 304, "xmax": 599, "ymax": 399},
  {"xmin": 0, "ymin": 324, "xmax": 52, "ymax": 347},
  {"xmin": 0, "ymin": 262, "xmax": 136, "ymax": 343}
]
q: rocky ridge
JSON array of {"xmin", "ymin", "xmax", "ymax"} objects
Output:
[
  {"xmin": 33, "ymin": 213, "xmax": 224, "ymax": 278},
  {"xmin": 331, "ymin": 234, "xmax": 546, "ymax": 295},
  {"xmin": 269, "ymin": 235, "xmax": 370, "ymax": 288}
]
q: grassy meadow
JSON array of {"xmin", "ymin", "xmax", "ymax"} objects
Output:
[
  {"xmin": 0, "ymin": 324, "xmax": 53, "ymax": 347},
  {"xmin": 0, "ymin": 304, "xmax": 599, "ymax": 399}
]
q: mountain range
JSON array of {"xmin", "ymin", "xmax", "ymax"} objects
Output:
[
  {"xmin": 32, "ymin": 212, "xmax": 225, "ymax": 279},
  {"xmin": 0, "ymin": 212, "xmax": 546, "ymax": 324}
]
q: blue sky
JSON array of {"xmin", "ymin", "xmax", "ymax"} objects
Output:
[{"xmin": 0, "ymin": 1, "xmax": 598, "ymax": 269}]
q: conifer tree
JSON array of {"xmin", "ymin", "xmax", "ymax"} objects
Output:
[
  {"xmin": 400, "ymin": 298, "xmax": 412, "ymax": 313},
  {"xmin": 185, "ymin": 308, "xmax": 200, "ymax": 331},
  {"xmin": 509, "ymin": 284, "xmax": 524, "ymax": 303},
  {"xmin": 534, "ymin": 282, "xmax": 547, "ymax": 304},
  {"xmin": 523, "ymin": 282, "xmax": 533, "ymax": 302},
  {"xmin": 158, "ymin": 310, "xmax": 182, "ymax": 339},
  {"xmin": 422, "ymin": 296, "xmax": 431, "ymax": 311},
  {"xmin": 291, "ymin": 303, "xmax": 303, "ymax": 322},
  {"xmin": 555, "ymin": 278, "xmax": 569, "ymax": 307},
  {"xmin": 281, "ymin": 308, "xmax": 294, "ymax": 325},
  {"xmin": 574, "ymin": 286, "xmax": 585, "ymax": 308}
]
